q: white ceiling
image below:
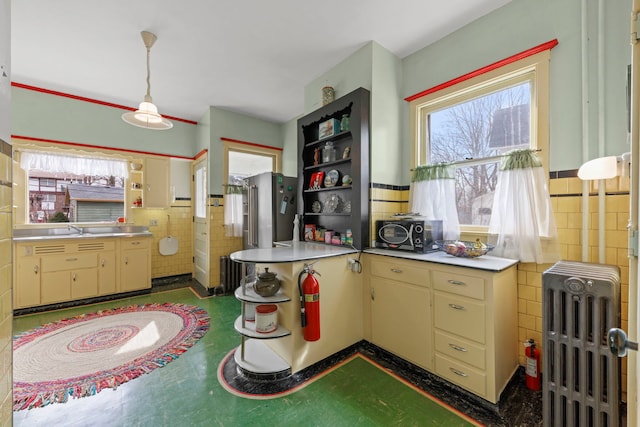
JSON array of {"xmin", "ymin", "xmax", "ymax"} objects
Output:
[{"xmin": 11, "ymin": 0, "xmax": 510, "ymax": 124}]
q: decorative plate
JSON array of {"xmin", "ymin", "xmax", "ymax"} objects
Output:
[
  {"xmin": 343, "ymin": 200, "xmax": 351, "ymax": 214},
  {"xmin": 311, "ymin": 200, "xmax": 322, "ymax": 213},
  {"xmin": 324, "ymin": 194, "xmax": 340, "ymax": 213},
  {"xmin": 324, "ymin": 169, "xmax": 340, "ymax": 187}
]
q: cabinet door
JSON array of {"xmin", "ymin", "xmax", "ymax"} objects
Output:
[
  {"xmin": 121, "ymin": 248, "xmax": 150, "ymax": 291},
  {"xmin": 144, "ymin": 157, "xmax": 170, "ymax": 208},
  {"xmin": 71, "ymin": 268, "xmax": 99, "ymax": 300},
  {"xmin": 15, "ymin": 256, "xmax": 41, "ymax": 308},
  {"xmin": 41, "ymin": 271, "xmax": 71, "ymax": 304},
  {"xmin": 98, "ymin": 251, "xmax": 117, "ymax": 295},
  {"xmin": 370, "ymin": 276, "xmax": 432, "ymax": 370}
]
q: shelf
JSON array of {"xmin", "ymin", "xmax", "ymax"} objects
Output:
[
  {"xmin": 305, "ymin": 130, "xmax": 351, "ymax": 147},
  {"xmin": 304, "ymin": 212, "xmax": 351, "ymax": 216},
  {"xmin": 304, "ymin": 186, "xmax": 351, "ymax": 193},
  {"xmin": 234, "ymin": 286, "xmax": 291, "ymax": 304},
  {"xmin": 234, "ymin": 339, "xmax": 291, "ymax": 377},
  {"xmin": 234, "ymin": 316, "xmax": 291, "ymax": 339},
  {"xmin": 304, "ymin": 158, "xmax": 350, "ymax": 171}
]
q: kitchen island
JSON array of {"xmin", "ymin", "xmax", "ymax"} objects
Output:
[{"xmin": 229, "ymin": 241, "xmax": 359, "ymax": 378}]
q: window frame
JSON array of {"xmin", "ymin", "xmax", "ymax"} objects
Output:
[{"xmin": 409, "ymin": 50, "xmax": 551, "ymax": 234}]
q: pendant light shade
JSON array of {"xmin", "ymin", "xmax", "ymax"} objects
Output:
[{"xmin": 122, "ymin": 31, "xmax": 173, "ymax": 130}]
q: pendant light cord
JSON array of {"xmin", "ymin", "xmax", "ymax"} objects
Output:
[{"xmin": 145, "ymin": 45, "xmax": 152, "ymax": 102}]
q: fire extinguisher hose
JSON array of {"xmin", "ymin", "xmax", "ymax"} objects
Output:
[{"xmin": 297, "ymin": 268, "xmax": 307, "ymax": 327}]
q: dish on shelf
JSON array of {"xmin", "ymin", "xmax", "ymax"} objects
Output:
[
  {"xmin": 343, "ymin": 200, "xmax": 351, "ymax": 214},
  {"xmin": 324, "ymin": 194, "xmax": 340, "ymax": 213},
  {"xmin": 312, "ymin": 200, "xmax": 322, "ymax": 213},
  {"xmin": 324, "ymin": 169, "xmax": 340, "ymax": 187}
]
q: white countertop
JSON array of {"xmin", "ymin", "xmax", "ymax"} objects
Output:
[
  {"xmin": 230, "ymin": 241, "xmax": 357, "ymax": 263},
  {"xmin": 364, "ymin": 248, "xmax": 518, "ymax": 272}
]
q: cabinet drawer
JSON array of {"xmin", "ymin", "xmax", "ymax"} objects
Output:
[
  {"xmin": 434, "ymin": 293, "xmax": 485, "ymax": 343},
  {"xmin": 120, "ymin": 238, "xmax": 150, "ymax": 249},
  {"xmin": 370, "ymin": 259, "xmax": 428, "ymax": 287},
  {"xmin": 432, "ymin": 270, "xmax": 484, "ymax": 300},
  {"xmin": 435, "ymin": 354, "xmax": 486, "ymax": 397},
  {"xmin": 435, "ymin": 330, "xmax": 486, "ymax": 370},
  {"xmin": 41, "ymin": 253, "xmax": 98, "ymax": 272}
]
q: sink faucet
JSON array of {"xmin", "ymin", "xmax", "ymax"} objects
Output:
[{"xmin": 68, "ymin": 225, "xmax": 83, "ymax": 235}]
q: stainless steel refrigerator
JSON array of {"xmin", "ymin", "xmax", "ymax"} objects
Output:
[{"xmin": 243, "ymin": 172, "xmax": 298, "ymax": 249}]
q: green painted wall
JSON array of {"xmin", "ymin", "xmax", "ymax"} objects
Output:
[
  {"xmin": 207, "ymin": 106, "xmax": 284, "ymax": 193},
  {"xmin": 282, "ymin": 116, "xmax": 300, "ymax": 177},
  {"xmin": 402, "ymin": 0, "xmax": 631, "ymax": 172},
  {"xmin": 12, "ymin": 87, "xmax": 198, "ymax": 158}
]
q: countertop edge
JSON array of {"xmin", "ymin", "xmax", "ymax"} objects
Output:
[
  {"xmin": 230, "ymin": 241, "xmax": 357, "ymax": 263},
  {"xmin": 363, "ymin": 248, "xmax": 519, "ymax": 272},
  {"xmin": 13, "ymin": 232, "xmax": 153, "ymax": 242}
]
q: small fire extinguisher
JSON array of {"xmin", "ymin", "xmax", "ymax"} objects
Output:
[
  {"xmin": 297, "ymin": 263, "xmax": 321, "ymax": 342},
  {"xmin": 524, "ymin": 339, "xmax": 541, "ymax": 391}
]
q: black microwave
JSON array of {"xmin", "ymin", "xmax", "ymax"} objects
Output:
[{"xmin": 375, "ymin": 219, "xmax": 442, "ymax": 253}]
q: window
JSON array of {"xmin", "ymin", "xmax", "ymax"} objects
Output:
[
  {"xmin": 410, "ymin": 50, "xmax": 551, "ymax": 231},
  {"xmin": 19, "ymin": 150, "xmax": 128, "ymax": 224}
]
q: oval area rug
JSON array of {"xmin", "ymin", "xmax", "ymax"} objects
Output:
[{"xmin": 13, "ymin": 303, "xmax": 210, "ymax": 411}]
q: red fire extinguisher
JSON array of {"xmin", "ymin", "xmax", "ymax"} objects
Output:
[
  {"xmin": 298, "ymin": 263, "xmax": 320, "ymax": 342},
  {"xmin": 524, "ymin": 339, "xmax": 541, "ymax": 391}
]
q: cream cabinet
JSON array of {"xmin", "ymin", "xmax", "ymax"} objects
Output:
[
  {"xmin": 120, "ymin": 238, "xmax": 151, "ymax": 292},
  {"xmin": 14, "ymin": 244, "xmax": 41, "ymax": 308},
  {"xmin": 143, "ymin": 157, "xmax": 170, "ymax": 208},
  {"xmin": 369, "ymin": 257, "xmax": 432, "ymax": 370},
  {"xmin": 364, "ymin": 254, "xmax": 518, "ymax": 404},
  {"xmin": 41, "ymin": 252, "xmax": 99, "ymax": 304},
  {"xmin": 14, "ymin": 237, "xmax": 150, "ymax": 309}
]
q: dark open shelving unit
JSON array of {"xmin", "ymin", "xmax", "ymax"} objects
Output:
[{"xmin": 297, "ymin": 87, "xmax": 370, "ymax": 250}]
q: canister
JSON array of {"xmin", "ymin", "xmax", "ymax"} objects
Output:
[
  {"xmin": 255, "ymin": 304, "xmax": 278, "ymax": 333},
  {"xmin": 325, "ymin": 230, "xmax": 333, "ymax": 244}
]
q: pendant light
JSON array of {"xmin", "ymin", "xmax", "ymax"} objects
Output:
[{"xmin": 122, "ymin": 31, "xmax": 173, "ymax": 130}]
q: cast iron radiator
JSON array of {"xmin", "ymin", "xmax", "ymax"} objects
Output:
[
  {"xmin": 542, "ymin": 261, "xmax": 621, "ymax": 427},
  {"xmin": 219, "ymin": 256, "xmax": 243, "ymax": 293}
]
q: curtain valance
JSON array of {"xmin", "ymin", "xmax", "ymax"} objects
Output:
[{"xmin": 20, "ymin": 151, "xmax": 129, "ymax": 178}]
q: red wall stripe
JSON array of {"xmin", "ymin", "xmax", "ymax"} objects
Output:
[
  {"xmin": 11, "ymin": 82, "xmax": 198, "ymax": 125},
  {"xmin": 404, "ymin": 39, "xmax": 559, "ymax": 102},
  {"xmin": 194, "ymin": 149, "xmax": 208, "ymax": 160},
  {"xmin": 221, "ymin": 137, "xmax": 283, "ymax": 152},
  {"xmin": 12, "ymin": 134, "xmax": 195, "ymax": 160}
]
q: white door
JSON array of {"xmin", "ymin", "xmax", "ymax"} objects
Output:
[{"xmin": 193, "ymin": 155, "xmax": 209, "ymax": 288}]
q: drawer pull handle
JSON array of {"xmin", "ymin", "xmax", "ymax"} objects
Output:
[
  {"xmin": 125, "ymin": 257, "xmax": 129, "ymax": 265},
  {"xmin": 132, "ymin": 242, "xmax": 141, "ymax": 245},
  {"xmin": 448, "ymin": 280, "xmax": 466, "ymax": 286},
  {"xmin": 34, "ymin": 265, "xmax": 39, "ymax": 275},
  {"xmin": 449, "ymin": 368, "xmax": 468, "ymax": 377},
  {"xmin": 66, "ymin": 257, "xmax": 78, "ymax": 262},
  {"xmin": 101, "ymin": 259, "xmax": 105, "ymax": 267},
  {"xmin": 370, "ymin": 289, "xmax": 375, "ymax": 301},
  {"xmin": 72, "ymin": 273, "xmax": 77, "ymax": 282},
  {"xmin": 448, "ymin": 303, "xmax": 466, "ymax": 311},
  {"xmin": 449, "ymin": 343, "xmax": 468, "ymax": 352},
  {"xmin": 390, "ymin": 268, "xmax": 403, "ymax": 273}
]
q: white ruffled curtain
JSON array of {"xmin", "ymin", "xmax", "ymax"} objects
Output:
[
  {"xmin": 224, "ymin": 185, "xmax": 243, "ymax": 237},
  {"xmin": 20, "ymin": 151, "xmax": 129, "ymax": 178},
  {"xmin": 409, "ymin": 163, "xmax": 460, "ymax": 240},
  {"xmin": 488, "ymin": 149, "xmax": 560, "ymax": 263}
]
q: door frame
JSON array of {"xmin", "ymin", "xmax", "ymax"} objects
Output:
[{"xmin": 192, "ymin": 152, "xmax": 210, "ymax": 289}]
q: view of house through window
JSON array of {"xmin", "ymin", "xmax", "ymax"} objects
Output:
[
  {"xmin": 427, "ymin": 81, "xmax": 531, "ymax": 225},
  {"xmin": 411, "ymin": 48, "xmax": 551, "ymax": 231},
  {"xmin": 21, "ymin": 151, "xmax": 127, "ymax": 223}
]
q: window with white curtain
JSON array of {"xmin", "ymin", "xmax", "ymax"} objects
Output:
[
  {"xmin": 409, "ymin": 49, "xmax": 551, "ymax": 233},
  {"xmin": 19, "ymin": 151, "xmax": 128, "ymax": 224}
]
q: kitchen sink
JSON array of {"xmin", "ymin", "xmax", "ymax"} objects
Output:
[{"xmin": 13, "ymin": 225, "xmax": 151, "ymax": 241}]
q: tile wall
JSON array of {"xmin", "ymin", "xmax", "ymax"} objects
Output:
[
  {"xmin": 0, "ymin": 140, "xmax": 12, "ymax": 423},
  {"xmin": 209, "ymin": 196, "xmax": 243, "ymax": 289},
  {"xmin": 369, "ymin": 174, "xmax": 631, "ymax": 396},
  {"xmin": 132, "ymin": 201, "xmax": 194, "ymax": 279}
]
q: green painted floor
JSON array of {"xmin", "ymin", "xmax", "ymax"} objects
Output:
[{"xmin": 13, "ymin": 288, "xmax": 476, "ymax": 427}]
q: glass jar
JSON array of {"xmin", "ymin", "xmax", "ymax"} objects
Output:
[
  {"xmin": 322, "ymin": 141, "xmax": 336, "ymax": 163},
  {"xmin": 340, "ymin": 114, "xmax": 350, "ymax": 132}
]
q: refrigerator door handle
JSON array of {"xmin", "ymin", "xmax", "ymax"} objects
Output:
[{"xmin": 248, "ymin": 184, "xmax": 258, "ymax": 247}]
